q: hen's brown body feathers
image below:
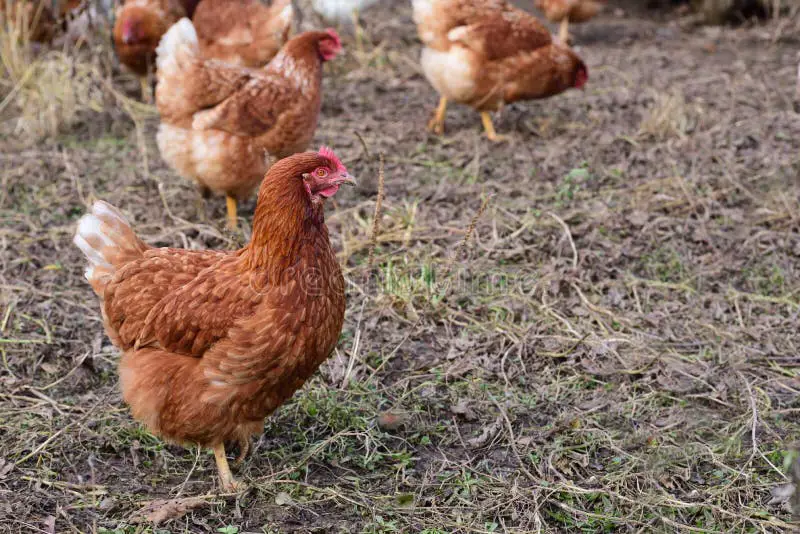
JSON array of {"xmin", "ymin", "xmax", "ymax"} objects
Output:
[
  {"xmin": 193, "ymin": 0, "xmax": 293, "ymax": 68},
  {"xmin": 74, "ymin": 151, "xmax": 352, "ymax": 489}
]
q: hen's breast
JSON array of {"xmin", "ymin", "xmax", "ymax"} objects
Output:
[
  {"xmin": 156, "ymin": 124, "xmax": 268, "ymax": 199},
  {"xmin": 421, "ymin": 45, "xmax": 479, "ymax": 104}
]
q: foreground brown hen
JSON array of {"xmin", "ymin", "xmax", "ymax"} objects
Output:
[
  {"xmin": 73, "ymin": 149, "xmax": 355, "ymax": 491},
  {"xmin": 155, "ymin": 19, "xmax": 342, "ymax": 228},
  {"xmin": 412, "ymin": 0, "xmax": 587, "ymax": 141}
]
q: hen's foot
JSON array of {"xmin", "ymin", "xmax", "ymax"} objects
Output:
[
  {"xmin": 427, "ymin": 96, "xmax": 448, "ymax": 135},
  {"xmin": 480, "ymin": 112, "xmax": 510, "ymax": 143},
  {"xmin": 234, "ymin": 439, "xmax": 250, "ymax": 465},
  {"xmin": 140, "ymin": 76, "xmax": 154, "ymax": 104},
  {"xmin": 195, "ymin": 188, "xmax": 209, "ymax": 222},
  {"xmin": 226, "ymin": 195, "xmax": 238, "ymax": 230},
  {"xmin": 558, "ymin": 19, "xmax": 572, "ymax": 45},
  {"xmin": 212, "ymin": 443, "xmax": 244, "ymax": 492}
]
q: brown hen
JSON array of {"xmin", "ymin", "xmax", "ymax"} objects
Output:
[
  {"xmin": 155, "ymin": 18, "xmax": 341, "ymax": 228},
  {"xmin": 112, "ymin": 0, "xmax": 200, "ymax": 101},
  {"xmin": 193, "ymin": 0, "xmax": 293, "ymax": 68},
  {"xmin": 412, "ymin": 0, "xmax": 587, "ymax": 141},
  {"xmin": 73, "ymin": 149, "xmax": 355, "ymax": 491}
]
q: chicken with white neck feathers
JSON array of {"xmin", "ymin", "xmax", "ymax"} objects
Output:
[{"xmin": 155, "ymin": 18, "xmax": 343, "ymax": 228}]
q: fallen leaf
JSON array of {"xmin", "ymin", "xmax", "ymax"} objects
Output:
[
  {"xmin": 450, "ymin": 399, "xmax": 477, "ymax": 421},
  {"xmin": 0, "ymin": 458, "xmax": 13, "ymax": 478},
  {"xmin": 43, "ymin": 516, "xmax": 55, "ymax": 534},
  {"xmin": 274, "ymin": 492, "xmax": 292, "ymax": 506},
  {"xmin": 467, "ymin": 416, "xmax": 502, "ymax": 448},
  {"xmin": 377, "ymin": 411, "xmax": 409, "ymax": 431},
  {"xmin": 768, "ymin": 483, "xmax": 795, "ymax": 507},
  {"xmin": 129, "ymin": 497, "xmax": 213, "ymax": 525}
]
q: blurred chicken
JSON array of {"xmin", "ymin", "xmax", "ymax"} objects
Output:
[
  {"xmin": 1, "ymin": 0, "xmax": 84, "ymax": 43},
  {"xmin": 308, "ymin": 0, "xmax": 381, "ymax": 23},
  {"xmin": 412, "ymin": 0, "xmax": 587, "ymax": 141},
  {"xmin": 112, "ymin": 0, "xmax": 201, "ymax": 102},
  {"xmin": 534, "ymin": 0, "xmax": 606, "ymax": 43},
  {"xmin": 73, "ymin": 149, "xmax": 355, "ymax": 491},
  {"xmin": 155, "ymin": 18, "xmax": 342, "ymax": 228},
  {"xmin": 192, "ymin": 0, "xmax": 293, "ymax": 67}
]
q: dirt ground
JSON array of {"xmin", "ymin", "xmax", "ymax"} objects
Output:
[{"xmin": 1, "ymin": 1, "xmax": 799, "ymax": 532}]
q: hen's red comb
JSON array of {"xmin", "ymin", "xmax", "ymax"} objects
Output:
[
  {"xmin": 324, "ymin": 28, "xmax": 342, "ymax": 49},
  {"xmin": 319, "ymin": 146, "xmax": 346, "ymax": 172}
]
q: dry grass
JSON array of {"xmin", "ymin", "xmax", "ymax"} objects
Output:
[
  {"xmin": 0, "ymin": 0, "xmax": 114, "ymax": 141},
  {"xmin": 1, "ymin": 2, "xmax": 799, "ymax": 533}
]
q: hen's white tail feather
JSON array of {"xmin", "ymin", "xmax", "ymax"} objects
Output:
[
  {"xmin": 273, "ymin": 0, "xmax": 293, "ymax": 29},
  {"xmin": 156, "ymin": 18, "xmax": 198, "ymax": 77},
  {"xmin": 73, "ymin": 201, "xmax": 146, "ymax": 294}
]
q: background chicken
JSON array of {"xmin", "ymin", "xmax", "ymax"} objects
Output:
[
  {"xmin": 155, "ymin": 18, "xmax": 342, "ymax": 228},
  {"xmin": 534, "ymin": 0, "xmax": 606, "ymax": 43},
  {"xmin": 73, "ymin": 149, "xmax": 355, "ymax": 490},
  {"xmin": 192, "ymin": 0, "xmax": 293, "ymax": 68},
  {"xmin": 412, "ymin": 0, "xmax": 588, "ymax": 141},
  {"xmin": 306, "ymin": 0, "xmax": 383, "ymax": 24},
  {"xmin": 112, "ymin": 0, "xmax": 200, "ymax": 101}
]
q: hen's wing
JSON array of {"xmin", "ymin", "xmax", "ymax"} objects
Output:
[
  {"xmin": 190, "ymin": 71, "xmax": 296, "ymax": 137},
  {"xmin": 447, "ymin": 11, "xmax": 551, "ymax": 60},
  {"xmin": 103, "ymin": 249, "xmax": 258, "ymax": 357},
  {"xmin": 130, "ymin": 253, "xmax": 263, "ymax": 357}
]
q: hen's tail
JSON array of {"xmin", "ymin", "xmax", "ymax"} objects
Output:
[
  {"xmin": 270, "ymin": 0, "xmax": 294, "ymax": 32},
  {"xmin": 155, "ymin": 18, "xmax": 200, "ymax": 118},
  {"xmin": 156, "ymin": 18, "xmax": 198, "ymax": 78},
  {"xmin": 73, "ymin": 201, "xmax": 147, "ymax": 295}
]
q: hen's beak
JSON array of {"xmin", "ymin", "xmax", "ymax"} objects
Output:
[{"xmin": 334, "ymin": 172, "xmax": 357, "ymax": 187}]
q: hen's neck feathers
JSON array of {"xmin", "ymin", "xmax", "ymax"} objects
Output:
[
  {"xmin": 242, "ymin": 169, "xmax": 327, "ymax": 278},
  {"xmin": 267, "ymin": 33, "xmax": 326, "ymax": 91}
]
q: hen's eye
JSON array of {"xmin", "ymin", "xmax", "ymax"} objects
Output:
[{"xmin": 315, "ymin": 168, "xmax": 328, "ymax": 177}]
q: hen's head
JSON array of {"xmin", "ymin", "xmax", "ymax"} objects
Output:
[
  {"xmin": 268, "ymin": 147, "xmax": 356, "ymax": 202},
  {"xmin": 303, "ymin": 146, "xmax": 356, "ymax": 198},
  {"xmin": 317, "ymin": 29, "xmax": 343, "ymax": 61},
  {"xmin": 114, "ymin": 5, "xmax": 167, "ymax": 48},
  {"xmin": 574, "ymin": 63, "xmax": 588, "ymax": 90},
  {"xmin": 284, "ymin": 28, "xmax": 342, "ymax": 62}
]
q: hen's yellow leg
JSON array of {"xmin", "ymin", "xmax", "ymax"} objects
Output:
[
  {"xmin": 558, "ymin": 18, "xmax": 570, "ymax": 44},
  {"xmin": 140, "ymin": 76, "xmax": 153, "ymax": 104},
  {"xmin": 212, "ymin": 443, "xmax": 242, "ymax": 491},
  {"xmin": 480, "ymin": 112, "xmax": 510, "ymax": 142},
  {"xmin": 234, "ymin": 438, "xmax": 250, "ymax": 465},
  {"xmin": 427, "ymin": 96, "xmax": 448, "ymax": 135},
  {"xmin": 226, "ymin": 195, "xmax": 238, "ymax": 230}
]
